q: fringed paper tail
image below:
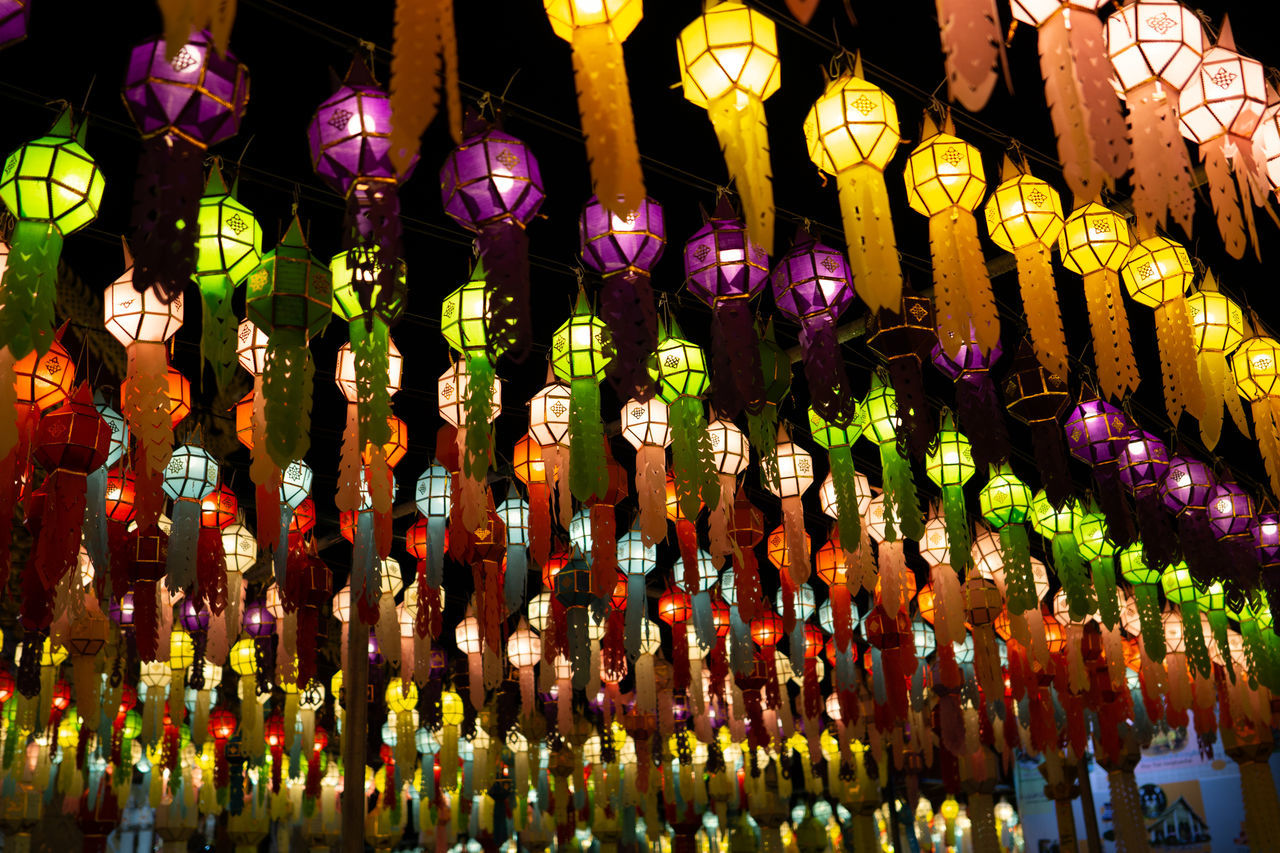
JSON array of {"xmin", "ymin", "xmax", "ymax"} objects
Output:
[
  {"xmin": 879, "ymin": 441, "xmax": 925, "ymax": 543},
  {"xmin": 669, "ymin": 397, "xmax": 718, "ymax": 523},
  {"xmin": 955, "ymin": 375, "xmax": 1009, "ymax": 471},
  {"xmin": 130, "ymin": 134, "xmax": 202, "ymax": 302},
  {"xmin": 478, "ymin": 220, "xmax": 532, "ymax": 361},
  {"xmin": 936, "ymin": 0, "xmax": 1002, "ymax": 111},
  {"xmin": 1016, "ymin": 245, "xmax": 1068, "ymax": 381},
  {"xmin": 600, "ymin": 270, "xmax": 658, "ymax": 402},
  {"xmin": 1133, "ymin": 487, "xmax": 1177, "ymax": 569},
  {"xmin": 711, "ymin": 300, "xmax": 763, "ymax": 419},
  {"xmin": 1126, "ymin": 80, "xmax": 1197, "ymax": 236},
  {"xmin": 800, "ymin": 316, "xmax": 858, "ymax": 427},
  {"xmin": 781, "ymin": 495, "xmax": 810, "ymax": 587},
  {"xmin": 1030, "ymin": 421, "xmax": 1072, "ymax": 509},
  {"xmin": 828, "ymin": 449, "xmax": 863, "ymax": 554},
  {"xmin": 1154, "ymin": 297, "xmax": 1206, "ymax": 427},
  {"xmin": 0, "ymin": 223, "xmax": 62, "ymax": 359},
  {"xmin": 941, "ymin": 486, "xmax": 972, "ymax": 572},
  {"xmin": 336, "ymin": 404, "xmax": 362, "ymax": 513},
  {"xmin": 1051, "ymin": 533, "xmax": 1095, "ymax": 622},
  {"xmin": 569, "ymin": 378, "xmax": 606, "ymax": 504},
  {"xmin": 1252, "ymin": 397, "xmax": 1280, "ymax": 498},
  {"xmin": 1089, "ymin": 556, "xmax": 1120, "ymax": 630},
  {"xmin": 635, "ymin": 444, "xmax": 668, "ymax": 547},
  {"xmin": 1093, "ymin": 462, "xmax": 1135, "ymax": 547},
  {"xmin": 930, "ymin": 213, "xmax": 974, "ymax": 359},
  {"xmin": 572, "ymin": 25, "xmax": 645, "ymax": 217},
  {"xmin": 165, "ymin": 499, "xmax": 201, "ymax": 594},
  {"xmin": 1202, "ymin": 138, "xmax": 1247, "ymax": 260},
  {"xmin": 1066, "ymin": 10, "xmax": 1129, "ymax": 182},
  {"xmin": 838, "ymin": 165, "xmax": 902, "ymax": 312},
  {"xmin": 886, "ymin": 355, "xmax": 932, "ymax": 461},
  {"xmin": 998, "ymin": 524, "xmax": 1037, "ymax": 615},
  {"xmin": 388, "ymin": 0, "xmax": 459, "ymax": 174},
  {"xmin": 262, "ymin": 338, "xmax": 315, "ymax": 469},
  {"xmin": 953, "ymin": 208, "xmax": 1000, "ymax": 354},
  {"xmin": 1080, "ymin": 270, "xmax": 1139, "ymax": 401},
  {"xmin": 707, "ymin": 92, "xmax": 774, "ymax": 254},
  {"xmin": 124, "ymin": 341, "xmax": 173, "ymax": 526},
  {"xmin": 351, "ymin": 319, "xmax": 393, "ymax": 451},
  {"xmin": 1039, "ymin": 12, "xmax": 1104, "ymax": 200},
  {"xmin": 199, "ymin": 277, "xmax": 238, "ymax": 391}
]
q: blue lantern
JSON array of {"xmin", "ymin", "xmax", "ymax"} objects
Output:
[
  {"xmin": 496, "ymin": 494, "xmax": 531, "ymax": 614},
  {"xmin": 617, "ymin": 528, "xmax": 657, "ymax": 656},
  {"xmin": 163, "ymin": 445, "xmax": 219, "ymax": 592},
  {"xmin": 415, "ymin": 463, "xmax": 452, "ymax": 588}
]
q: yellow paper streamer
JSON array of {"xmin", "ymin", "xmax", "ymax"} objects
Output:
[
  {"xmin": 388, "ymin": 0, "xmax": 461, "ymax": 176},
  {"xmin": 1081, "ymin": 270, "xmax": 1140, "ymax": 400},
  {"xmin": 571, "ymin": 24, "xmax": 645, "ymax": 217},
  {"xmin": 708, "ymin": 92, "xmax": 775, "ymax": 254},
  {"xmin": 837, "ymin": 165, "xmax": 902, "ymax": 313},
  {"xmin": 953, "ymin": 208, "xmax": 1000, "ymax": 353},
  {"xmin": 929, "ymin": 213, "xmax": 974, "ymax": 359},
  {"xmin": 1016, "ymin": 244, "xmax": 1069, "ymax": 381}
]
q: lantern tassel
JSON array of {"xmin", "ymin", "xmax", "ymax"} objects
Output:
[
  {"xmin": 1250, "ymin": 398, "xmax": 1280, "ymax": 499},
  {"xmin": 837, "ymin": 164, "xmax": 902, "ymax": 313},
  {"xmin": 954, "ymin": 374, "xmax": 1009, "ymax": 473},
  {"xmin": 1154, "ymin": 298, "xmax": 1206, "ymax": 427},
  {"xmin": 930, "ymin": 564, "xmax": 966, "ymax": 648},
  {"xmin": 930, "ymin": 214, "xmax": 975, "ymax": 359},
  {"xmin": 710, "ymin": 301, "xmax": 763, "ymax": 419},
  {"xmin": 601, "ymin": 270, "xmax": 659, "ymax": 403},
  {"xmin": 878, "ymin": 442, "xmax": 925, "ymax": 542},
  {"xmin": 504, "ymin": 541, "xmax": 528, "ymax": 615},
  {"xmin": 941, "ymin": 486, "xmax": 971, "ymax": 573},
  {"xmin": 1132, "ymin": 583, "xmax": 1165, "ymax": 663},
  {"xmin": 936, "ymin": 0, "xmax": 1004, "ymax": 111},
  {"xmin": 886, "ymin": 354, "xmax": 933, "ymax": 462},
  {"xmin": 462, "ymin": 355, "xmax": 495, "ymax": 483},
  {"xmin": 569, "ymin": 377, "xmax": 607, "ymax": 504},
  {"xmin": 999, "ymin": 524, "xmax": 1037, "ymax": 615},
  {"xmin": 571, "ymin": 24, "xmax": 645, "ymax": 217},
  {"xmin": 1080, "ymin": 270, "xmax": 1140, "ymax": 401},
  {"xmin": 336, "ymin": 404, "xmax": 363, "ymax": 513},
  {"xmin": 1181, "ymin": 600, "xmax": 1211, "ymax": 679},
  {"xmin": 706, "ymin": 92, "xmax": 774, "ymax": 254},
  {"xmin": 0, "ymin": 222, "xmax": 63, "ymax": 358},
  {"xmin": 1126, "ymin": 80, "xmax": 1196, "ymax": 236},
  {"xmin": 1066, "ymin": 10, "xmax": 1129, "ymax": 182},
  {"xmin": 124, "ymin": 341, "xmax": 174, "ymax": 526},
  {"xmin": 624, "ymin": 574, "xmax": 646, "ymax": 658},
  {"xmin": 82, "ymin": 465, "xmax": 110, "ymax": 579},
  {"xmin": 130, "ymin": 134, "xmax": 202, "ymax": 302},
  {"xmin": 388, "ymin": 0, "xmax": 458, "ymax": 174},
  {"xmin": 352, "ymin": 318, "xmax": 394, "ymax": 452},
  {"xmin": 669, "ymin": 397, "xmax": 718, "ymax": 523},
  {"xmin": 635, "ymin": 445, "xmax": 667, "ymax": 547},
  {"xmin": 165, "ymin": 499, "xmax": 201, "ymax": 594},
  {"xmin": 1038, "ymin": 11, "xmax": 1104, "ymax": 200},
  {"xmin": 828, "ymin": 448, "xmax": 863, "ymax": 553},
  {"xmin": 199, "ymin": 277, "xmax": 239, "ymax": 391},
  {"xmin": 799, "ymin": 315, "xmax": 858, "ymax": 427},
  {"xmin": 1089, "ymin": 555, "xmax": 1120, "ymax": 630},
  {"xmin": 1030, "ymin": 421, "xmax": 1073, "ymax": 509},
  {"xmin": 1202, "ymin": 138, "xmax": 1247, "ymax": 260},
  {"xmin": 1051, "ymin": 533, "xmax": 1095, "ymax": 622},
  {"xmin": 262, "ymin": 338, "xmax": 315, "ymax": 469},
  {"xmin": 1197, "ymin": 350, "xmax": 1231, "ymax": 450},
  {"xmin": 1016, "ymin": 245, "xmax": 1068, "ymax": 382},
  {"xmin": 953, "ymin": 208, "xmax": 1000, "ymax": 354},
  {"xmin": 478, "ymin": 221, "xmax": 532, "ymax": 361}
]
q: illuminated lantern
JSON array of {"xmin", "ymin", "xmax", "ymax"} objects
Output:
[
  {"xmin": 764, "ymin": 430, "xmax": 815, "ymax": 587},
  {"xmin": 496, "ymin": 494, "xmax": 531, "ymax": 614},
  {"xmin": 1185, "ymin": 281, "xmax": 1247, "ymax": 450},
  {"xmin": 1074, "ymin": 507, "xmax": 1120, "ymax": 630},
  {"xmin": 579, "ymin": 194, "xmax": 664, "ymax": 401},
  {"xmin": 162, "ymin": 445, "xmax": 219, "ymax": 594},
  {"xmin": 1104, "ymin": 0, "xmax": 1204, "ymax": 234},
  {"xmin": 1232, "ymin": 335, "xmax": 1280, "ymax": 500},
  {"xmin": 0, "ymin": 108, "xmax": 105, "ymax": 361},
  {"xmin": 201, "ymin": 483, "xmax": 237, "ymax": 530},
  {"xmin": 276, "ymin": 461, "xmax": 313, "ymax": 587},
  {"xmin": 867, "ymin": 289, "xmax": 938, "ymax": 461},
  {"xmin": 123, "ymin": 29, "xmax": 248, "ymax": 300},
  {"xmin": 983, "ymin": 159, "xmax": 1068, "ymax": 381},
  {"xmin": 1058, "ymin": 202, "xmax": 1139, "ymax": 401},
  {"xmin": 705, "ymin": 416, "xmax": 749, "ymax": 564},
  {"xmin": 556, "ymin": 558, "xmax": 595, "ymax": 689},
  {"xmin": 512, "ymin": 432, "xmax": 551, "ymax": 570},
  {"xmin": 507, "ymin": 620, "xmax": 542, "ymax": 715},
  {"xmin": 978, "ymin": 462, "xmax": 1036, "ymax": 616},
  {"xmin": 194, "ymin": 163, "xmax": 261, "ymax": 388},
  {"xmin": 859, "ymin": 373, "xmax": 924, "ymax": 542},
  {"xmin": 1064, "ymin": 392, "xmax": 1133, "ymax": 545},
  {"xmin": 676, "ymin": 1, "xmax": 780, "ymax": 252},
  {"xmin": 654, "ymin": 321, "xmax": 719, "ymax": 524},
  {"xmin": 545, "ymin": 0, "xmax": 644, "ymax": 216},
  {"xmin": 932, "ymin": 323, "xmax": 1006, "ymax": 471},
  {"xmin": 1118, "ymin": 544, "xmax": 1164, "ymax": 661},
  {"xmin": 1116, "ymin": 428, "xmax": 1176, "ymax": 568},
  {"xmin": 1121, "ymin": 235, "xmax": 1205, "ymax": 427},
  {"xmin": 104, "ymin": 244, "xmax": 183, "ymax": 525},
  {"xmin": 551, "ymin": 291, "xmax": 612, "ymax": 503},
  {"xmin": 1161, "ymin": 563, "xmax": 1213, "ymax": 678},
  {"xmin": 1031, "ymin": 491, "xmax": 1092, "ymax": 622},
  {"xmin": 903, "ymin": 114, "xmax": 998, "ymax": 357},
  {"xmin": 1206, "ymin": 479, "xmax": 1259, "ymax": 590},
  {"xmin": 1177, "ymin": 20, "xmax": 1266, "ymax": 259},
  {"xmin": 440, "ymin": 116, "xmax": 544, "ymax": 359},
  {"xmin": 617, "ymin": 528, "xmax": 657, "ymax": 657},
  {"xmin": 221, "ymin": 521, "xmax": 256, "ymax": 643},
  {"xmin": 436, "ymin": 358, "xmax": 499, "ymax": 529},
  {"xmin": 925, "ymin": 412, "xmax": 976, "ymax": 571},
  {"xmin": 803, "ymin": 58, "xmax": 902, "ymax": 312},
  {"xmin": 1255, "ymin": 510, "xmax": 1280, "ymax": 607},
  {"xmin": 244, "ymin": 216, "xmax": 332, "ymax": 468},
  {"xmin": 0, "ymin": 2, "xmax": 28, "ymax": 47},
  {"xmin": 771, "ymin": 230, "xmax": 857, "ymax": 427},
  {"xmin": 622, "ymin": 397, "xmax": 672, "ymax": 547},
  {"xmin": 530, "ymin": 381, "xmax": 574, "ymax": 532}
]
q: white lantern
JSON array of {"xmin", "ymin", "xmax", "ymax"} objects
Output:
[
  {"xmin": 1105, "ymin": 1, "xmax": 1205, "ymax": 93},
  {"xmin": 334, "ymin": 337, "xmax": 403, "ymax": 402},
  {"xmin": 105, "ymin": 274, "xmax": 183, "ymax": 346},
  {"xmin": 621, "ymin": 398, "xmax": 671, "ymax": 449},
  {"xmin": 1178, "ymin": 37, "xmax": 1267, "ymax": 144},
  {"xmin": 706, "ymin": 418, "xmax": 748, "ymax": 477},
  {"xmin": 529, "ymin": 383, "xmax": 572, "ymax": 448},
  {"xmin": 437, "ymin": 359, "xmax": 501, "ymax": 428}
]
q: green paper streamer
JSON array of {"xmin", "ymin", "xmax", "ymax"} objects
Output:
[
  {"xmin": 199, "ymin": 281, "xmax": 239, "ymax": 390},
  {"xmin": 999, "ymin": 524, "xmax": 1036, "ymax": 614},
  {"xmin": 569, "ymin": 375, "xmax": 607, "ymax": 503},
  {"xmin": 749, "ymin": 404, "xmax": 780, "ymax": 492},
  {"xmin": 1132, "ymin": 583, "xmax": 1165, "ymax": 662},
  {"xmin": 262, "ymin": 337, "xmax": 315, "ymax": 468},
  {"xmin": 1052, "ymin": 533, "xmax": 1095, "ymax": 622},
  {"xmin": 351, "ymin": 318, "xmax": 393, "ymax": 449},
  {"xmin": 0, "ymin": 222, "xmax": 62, "ymax": 358},
  {"xmin": 828, "ymin": 447, "xmax": 863, "ymax": 550},
  {"xmin": 670, "ymin": 396, "xmax": 718, "ymax": 522},
  {"xmin": 1090, "ymin": 556, "xmax": 1120, "ymax": 630},
  {"xmin": 462, "ymin": 354, "xmax": 496, "ymax": 482},
  {"xmin": 1207, "ymin": 608, "xmax": 1232, "ymax": 682},
  {"xmin": 942, "ymin": 485, "xmax": 970, "ymax": 571},
  {"xmin": 1180, "ymin": 599, "xmax": 1211, "ymax": 679},
  {"xmin": 878, "ymin": 442, "xmax": 923, "ymax": 543}
]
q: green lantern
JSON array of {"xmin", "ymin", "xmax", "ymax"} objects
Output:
[
  {"xmin": 1196, "ymin": 579, "xmax": 1233, "ymax": 682},
  {"xmin": 1118, "ymin": 543, "xmax": 1163, "ymax": 661},
  {"xmin": 0, "ymin": 108, "xmax": 105, "ymax": 358},
  {"xmin": 551, "ymin": 291, "xmax": 611, "ymax": 502},
  {"xmin": 245, "ymin": 216, "xmax": 332, "ymax": 468},
  {"xmin": 858, "ymin": 370, "xmax": 923, "ymax": 542},
  {"xmin": 194, "ymin": 164, "xmax": 262, "ymax": 390},
  {"xmin": 1073, "ymin": 504, "xmax": 1120, "ymax": 630},
  {"xmin": 1161, "ymin": 562, "xmax": 1212, "ymax": 678},
  {"xmin": 655, "ymin": 319, "xmax": 718, "ymax": 523},
  {"xmin": 749, "ymin": 318, "xmax": 791, "ymax": 490},
  {"xmin": 1032, "ymin": 490, "xmax": 1094, "ymax": 622},
  {"xmin": 978, "ymin": 461, "xmax": 1037, "ymax": 614},
  {"xmin": 928, "ymin": 411, "xmax": 977, "ymax": 570},
  {"xmin": 1236, "ymin": 598, "xmax": 1279, "ymax": 691},
  {"xmin": 440, "ymin": 260, "xmax": 501, "ymax": 483},
  {"xmin": 809, "ymin": 401, "xmax": 866, "ymax": 551}
]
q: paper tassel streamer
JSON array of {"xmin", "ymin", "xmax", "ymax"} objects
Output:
[
  {"xmin": 1075, "ymin": 507, "xmax": 1119, "ymax": 630},
  {"xmin": 1065, "ymin": 392, "xmax": 1134, "ymax": 546},
  {"xmin": 936, "ymin": 0, "xmax": 1006, "ymax": 110},
  {"xmin": 1118, "ymin": 544, "xmax": 1165, "ymax": 661},
  {"xmin": 1186, "ymin": 283, "xmax": 1247, "ymax": 450},
  {"xmin": 389, "ymin": 0, "xmax": 461, "ymax": 172},
  {"xmin": 764, "ymin": 431, "xmax": 815, "ymax": 588},
  {"xmin": 1003, "ymin": 341, "xmax": 1072, "ymax": 507},
  {"xmin": 706, "ymin": 417, "xmax": 748, "ymax": 566},
  {"xmin": 803, "ymin": 59, "xmax": 904, "ymax": 312},
  {"xmin": 926, "ymin": 413, "xmax": 976, "ymax": 572},
  {"xmin": 905, "ymin": 114, "xmax": 998, "ymax": 356},
  {"xmin": 546, "ymin": 2, "xmax": 645, "ymax": 215},
  {"xmin": 1030, "ymin": 491, "xmax": 1094, "ymax": 621},
  {"xmin": 749, "ymin": 320, "xmax": 791, "ymax": 491},
  {"xmin": 677, "ymin": 2, "xmax": 779, "ymax": 253},
  {"xmin": 1160, "ymin": 454, "xmax": 1221, "ymax": 586},
  {"xmin": 861, "ymin": 374, "xmax": 924, "ymax": 542},
  {"xmin": 655, "ymin": 324, "xmax": 718, "ymax": 524},
  {"xmin": 235, "ymin": 321, "xmax": 281, "ymax": 550},
  {"xmin": 496, "ymin": 494, "xmax": 530, "ymax": 614},
  {"xmin": 867, "ymin": 288, "xmax": 938, "ymax": 461},
  {"xmin": 980, "ymin": 463, "xmax": 1036, "ymax": 616},
  {"xmin": 809, "ymin": 406, "xmax": 864, "ymax": 555},
  {"xmin": 1116, "ymin": 428, "xmax": 1177, "ymax": 568},
  {"xmin": 551, "ymin": 291, "xmax": 611, "ymax": 504},
  {"xmin": 1105, "ymin": 1, "xmax": 1204, "ymax": 235},
  {"xmin": 162, "ymin": 446, "xmax": 218, "ymax": 595}
]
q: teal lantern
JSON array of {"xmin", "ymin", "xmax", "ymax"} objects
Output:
[
  {"xmin": 926, "ymin": 411, "xmax": 976, "ymax": 570},
  {"xmin": 1074, "ymin": 505, "xmax": 1120, "ymax": 630},
  {"xmin": 244, "ymin": 216, "xmax": 332, "ymax": 468},
  {"xmin": 162, "ymin": 445, "xmax": 219, "ymax": 593},
  {"xmin": 617, "ymin": 528, "xmax": 657, "ymax": 656},
  {"xmin": 858, "ymin": 371, "xmax": 923, "ymax": 542},
  {"xmin": 551, "ymin": 291, "xmax": 611, "ymax": 503},
  {"xmin": 194, "ymin": 163, "xmax": 262, "ymax": 389},
  {"xmin": 655, "ymin": 319, "xmax": 719, "ymax": 524},
  {"xmin": 1031, "ymin": 490, "xmax": 1093, "ymax": 622},
  {"xmin": 496, "ymin": 494, "xmax": 531, "ymax": 614},
  {"xmin": 978, "ymin": 462, "xmax": 1036, "ymax": 615},
  {"xmin": 1118, "ymin": 543, "xmax": 1163, "ymax": 661},
  {"xmin": 414, "ymin": 463, "xmax": 452, "ymax": 588},
  {"xmin": 1161, "ymin": 562, "xmax": 1212, "ymax": 678},
  {"xmin": 776, "ymin": 582, "xmax": 816, "ymax": 672},
  {"xmin": 0, "ymin": 108, "xmax": 105, "ymax": 358},
  {"xmin": 809, "ymin": 402, "xmax": 867, "ymax": 555}
]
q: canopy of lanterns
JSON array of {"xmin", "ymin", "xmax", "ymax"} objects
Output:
[{"xmin": 2, "ymin": 0, "xmax": 1280, "ymax": 851}]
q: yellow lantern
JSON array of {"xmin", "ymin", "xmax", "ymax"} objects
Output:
[
  {"xmin": 1121, "ymin": 235, "xmax": 1205, "ymax": 427},
  {"xmin": 1058, "ymin": 202, "xmax": 1138, "ymax": 401},
  {"xmin": 677, "ymin": 1, "xmax": 780, "ymax": 253},
  {"xmin": 803, "ymin": 58, "xmax": 903, "ymax": 312},
  {"xmin": 228, "ymin": 638, "xmax": 263, "ymax": 753},
  {"xmin": 1186, "ymin": 278, "xmax": 1247, "ymax": 449},
  {"xmin": 439, "ymin": 689, "xmax": 464, "ymax": 790},
  {"xmin": 1233, "ymin": 336, "xmax": 1280, "ymax": 498},
  {"xmin": 903, "ymin": 113, "xmax": 998, "ymax": 357},
  {"xmin": 983, "ymin": 158, "xmax": 1068, "ymax": 381}
]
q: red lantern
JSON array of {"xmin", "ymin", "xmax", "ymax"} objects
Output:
[
  {"xmin": 105, "ymin": 468, "xmax": 139, "ymax": 524},
  {"xmin": 750, "ymin": 608, "xmax": 783, "ymax": 647},
  {"xmin": 200, "ymin": 483, "xmax": 238, "ymax": 529}
]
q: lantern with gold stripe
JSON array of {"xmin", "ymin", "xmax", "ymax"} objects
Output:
[
  {"xmin": 655, "ymin": 320, "xmax": 718, "ymax": 525},
  {"xmin": 1233, "ymin": 335, "xmax": 1280, "ymax": 499},
  {"xmin": 925, "ymin": 412, "xmax": 975, "ymax": 572},
  {"xmin": 551, "ymin": 291, "xmax": 611, "ymax": 504},
  {"xmin": 1185, "ymin": 280, "xmax": 1247, "ymax": 450},
  {"xmin": 1031, "ymin": 490, "xmax": 1093, "ymax": 621},
  {"xmin": 979, "ymin": 462, "xmax": 1036, "ymax": 617},
  {"xmin": 1161, "ymin": 562, "xmax": 1213, "ymax": 678},
  {"xmin": 808, "ymin": 403, "xmax": 866, "ymax": 561},
  {"xmin": 859, "ymin": 371, "xmax": 924, "ymax": 543}
]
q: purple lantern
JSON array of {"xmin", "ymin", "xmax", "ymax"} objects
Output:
[
  {"xmin": 242, "ymin": 600, "xmax": 275, "ymax": 638},
  {"xmin": 307, "ymin": 58, "xmax": 410, "ymax": 322},
  {"xmin": 1116, "ymin": 429, "xmax": 1177, "ymax": 567},
  {"xmin": 1159, "ymin": 455, "xmax": 1221, "ymax": 585},
  {"xmin": 109, "ymin": 592, "xmax": 136, "ymax": 628},
  {"xmin": 1064, "ymin": 392, "xmax": 1134, "ymax": 545},
  {"xmin": 685, "ymin": 200, "xmax": 769, "ymax": 418},
  {"xmin": 1253, "ymin": 511, "xmax": 1280, "ymax": 604},
  {"xmin": 0, "ymin": 0, "xmax": 29, "ymax": 49},
  {"xmin": 931, "ymin": 325, "xmax": 1006, "ymax": 471},
  {"xmin": 440, "ymin": 114, "xmax": 545, "ymax": 360},
  {"xmin": 1207, "ymin": 479, "xmax": 1260, "ymax": 590},
  {"xmin": 770, "ymin": 230, "xmax": 858, "ymax": 426},
  {"xmin": 867, "ymin": 288, "xmax": 939, "ymax": 461},
  {"xmin": 367, "ymin": 628, "xmax": 383, "ymax": 665},
  {"xmin": 178, "ymin": 597, "xmax": 211, "ymax": 633},
  {"xmin": 580, "ymin": 194, "xmax": 665, "ymax": 401},
  {"xmin": 123, "ymin": 29, "xmax": 249, "ymax": 301}
]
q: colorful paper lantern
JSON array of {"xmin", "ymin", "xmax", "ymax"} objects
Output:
[
  {"xmin": 859, "ymin": 373, "xmax": 924, "ymax": 542},
  {"xmin": 654, "ymin": 321, "xmax": 719, "ymax": 525},
  {"xmin": 551, "ymin": 291, "xmax": 611, "ymax": 503},
  {"xmin": 925, "ymin": 412, "xmax": 976, "ymax": 571},
  {"xmin": 979, "ymin": 462, "xmax": 1036, "ymax": 616},
  {"xmin": 867, "ymin": 288, "xmax": 939, "ymax": 461},
  {"xmin": 162, "ymin": 445, "xmax": 219, "ymax": 595},
  {"xmin": 763, "ymin": 428, "xmax": 815, "ymax": 587},
  {"xmin": 1185, "ymin": 281, "xmax": 1247, "ymax": 450}
]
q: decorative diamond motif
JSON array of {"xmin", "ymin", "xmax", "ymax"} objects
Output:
[
  {"xmin": 798, "ymin": 459, "xmax": 811, "ymax": 475},
  {"xmin": 1027, "ymin": 188, "xmax": 1047, "ymax": 207},
  {"xmin": 693, "ymin": 244, "xmax": 711, "ymax": 262},
  {"xmin": 1210, "ymin": 66, "xmax": 1238, "ymax": 89},
  {"xmin": 170, "ymin": 47, "xmax": 198, "ymax": 72},
  {"xmin": 710, "ymin": 432, "xmax": 721, "ymax": 447},
  {"xmin": 495, "ymin": 149, "xmax": 519, "ymax": 170},
  {"xmin": 1256, "ymin": 356, "xmax": 1273, "ymax": 371},
  {"xmin": 909, "ymin": 304, "xmax": 928, "ymax": 322},
  {"xmin": 821, "ymin": 257, "xmax": 840, "ymax": 274},
  {"xmin": 553, "ymin": 336, "xmax": 565, "ymax": 352},
  {"xmin": 1070, "ymin": 426, "xmax": 1083, "ymax": 443},
  {"xmin": 3, "ymin": 157, "xmax": 16, "ymax": 177},
  {"xmin": 45, "ymin": 356, "xmax": 61, "ymax": 376},
  {"xmin": 1171, "ymin": 469, "xmax": 1186, "ymax": 482},
  {"xmin": 1138, "ymin": 262, "xmax": 1154, "ymax": 280},
  {"xmin": 550, "ymin": 401, "xmax": 566, "ymax": 418},
  {"xmin": 630, "ymin": 407, "xmax": 645, "ymax": 420},
  {"xmin": 1091, "ymin": 219, "xmax": 1112, "ymax": 235},
  {"xmin": 227, "ymin": 213, "xmax": 248, "ymax": 235},
  {"xmin": 940, "ymin": 146, "xmax": 964, "ymax": 167},
  {"xmin": 328, "ymin": 108, "xmax": 353, "ymax": 131},
  {"xmin": 663, "ymin": 354, "xmax": 680, "ymax": 369},
  {"xmin": 238, "ymin": 325, "xmax": 251, "ymax": 343},
  {"xmin": 441, "ymin": 383, "xmax": 454, "ymax": 399},
  {"xmin": 442, "ymin": 302, "xmax": 455, "ymax": 318},
  {"xmin": 851, "ymin": 95, "xmax": 875, "ymax": 116},
  {"xmin": 752, "ymin": 246, "xmax": 767, "ymax": 263},
  {"xmin": 1146, "ymin": 12, "xmax": 1177, "ymax": 34}
]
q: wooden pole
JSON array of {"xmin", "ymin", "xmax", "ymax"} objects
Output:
[
  {"xmin": 1077, "ymin": 759, "xmax": 1102, "ymax": 853},
  {"xmin": 342, "ymin": 610, "xmax": 369, "ymax": 851}
]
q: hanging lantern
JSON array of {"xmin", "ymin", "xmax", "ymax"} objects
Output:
[
  {"xmin": 932, "ymin": 323, "xmax": 1007, "ymax": 472},
  {"xmin": 1159, "ymin": 454, "xmax": 1220, "ymax": 586},
  {"xmin": 1104, "ymin": 0, "xmax": 1204, "ymax": 234},
  {"xmin": 1074, "ymin": 507, "xmax": 1120, "ymax": 629},
  {"xmin": 808, "ymin": 404, "xmax": 865, "ymax": 560},
  {"xmin": 580, "ymin": 194, "xmax": 664, "ymax": 401},
  {"xmin": 1206, "ymin": 479, "xmax": 1259, "ymax": 591},
  {"xmin": 193, "ymin": 163, "xmax": 262, "ymax": 389},
  {"xmin": 705, "ymin": 417, "xmax": 748, "ymax": 563},
  {"xmin": 244, "ymin": 216, "xmax": 332, "ymax": 468},
  {"xmin": 979, "ymin": 462, "xmax": 1036, "ymax": 616},
  {"xmin": 2, "ymin": 110, "xmax": 105, "ymax": 368},
  {"xmin": 621, "ymin": 397, "xmax": 672, "ymax": 547},
  {"xmin": 1064, "ymin": 391, "xmax": 1134, "ymax": 545},
  {"xmin": 654, "ymin": 321, "xmax": 719, "ymax": 525},
  {"xmin": 1185, "ymin": 281, "xmax": 1247, "ymax": 450},
  {"xmin": 676, "ymin": 1, "xmax": 780, "ymax": 252},
  {"xmin": 529, "ymin": 381, "xmax": 573, "ymax": 530},
  {"xmin": 926, "ymin": 412, "xmax": 976, "ymax": 571},
  {"xmin": 983, "ymin": 158, "xmax": 1068, "ymax": 380},
  {"xmin": 1233, "ymin": 334, "xmax": 1280, "ymax": 499},
  {"xmin": 496, "ymin": 493, "xmax": 531, "ymax": 614},
  {"xmin": 1002, "ymin": 341, "xmax": 1072, "ymax": 506},
  {"xmin": 859, "ymin": 372, "xmax": 924, "ymax": 542},
  {"xmin": 1118, "ymin": 544, "xmax": 1165, "ymax": 662},
  {"xmin": 512, "ymin": 432, "xmax": 551, "ymax": 571},
  {"xmin": 771, "ymin": 229, "xmax": 857, "ymax": 426},
  {"xmin": 867, "ymin": 288, "xmax": 939, "ymax": 460},
  {"xmin": 684, "ymin": 200, "xmax": 769, "ymax": 418},
  {"xmin": 440, "ymin": 115, "xmax": 544, "ymax": 359},
  {"xmin": 617, "ymin": 528, "xmax": 657, "ymax": 657},
  {"xmin": 436, "ymin": 358, "xmax": 499, "ymax": 531},
  {"xmin": 1121, "ymin": 235, "xmax": 1205, "ymax": 427},
  {"xmin": 544, "ymin": 0, "xmax": 645, "ymax": 215},
  {"xmin": 414, "ymin": 463, "xmax": 451, "ymax": 592},
  {"xmin": 904, "ymin": 114, "xmax": 998, "ymax": 357},
  {"xmin": 1058, "ymin": 202, "xmax": 1139, "ymax": 401},
  {"xmin": 551, "ymin": 290, "xmax": 612, "ymax": 504},
  {"xmin": 1161, "ymin": 563, "xmax": 1213, "ymax": 678},
  {"xmin": 763, "ymin": 429, "xmax": 815, "ymax": 587},
  {"xmin": 0, "ymin": 2, "xmax": 28, "ymax": 48},
  {"xmin": 803, "ymin": 57, "xmax": 903, "ymax": 311},
  {"xmin": 162, "ymin": 445, "xmax": 219, "ymax": 595},
  {"xmin": 1116, "ymin": 428, "xmax": 1177, "ymax": 568},
  {"xmin": 1177, "ymin": 19, "xmax": 1267, "ymax": 259}
]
